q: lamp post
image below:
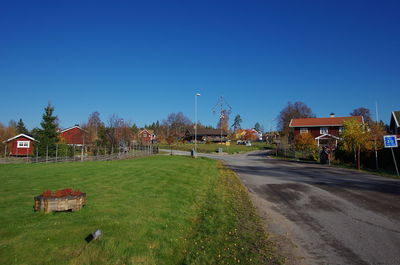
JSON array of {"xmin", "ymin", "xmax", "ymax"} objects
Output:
[{"xmin": 195, "ymin": 93, "xmax": 201, "ymax": 154}]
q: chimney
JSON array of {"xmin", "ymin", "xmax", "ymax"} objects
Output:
[{"xmin": 330, "ymin": 113, "xmax": 335, "ymax": 118}]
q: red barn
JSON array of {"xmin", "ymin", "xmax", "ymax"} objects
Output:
[
  {"xmin": 59, "ymin": 125, "xmax": 87, "ymax": 146},
  {"xmin": 138, "ymin": 129, "xmax": 156, "ymax": 144},
  {"xmin": 3, "ymin": 134, "xmax": 38, "ymax": 156}
]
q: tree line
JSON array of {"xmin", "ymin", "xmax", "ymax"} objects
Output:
[{"xmin": 1, "ymin": 103, "xmax": 267, "ymax": 157}]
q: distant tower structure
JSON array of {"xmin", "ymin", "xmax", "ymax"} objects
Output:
[{"xmin": 212, "ymin": 96, "xmax": 232, "ymax": 144}]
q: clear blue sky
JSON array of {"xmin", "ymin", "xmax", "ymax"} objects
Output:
[{"xmin": 0, "ymin": 0, "xmax": 399, "ymax": 131}]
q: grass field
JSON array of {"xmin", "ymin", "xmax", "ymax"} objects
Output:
[
  {"xmin": 0, "ymin": 156, "xmax": 282, "ymax": 265},
  {"xmin": 159, "ymin": 142, "xmax": 269, "ymax": 154}
]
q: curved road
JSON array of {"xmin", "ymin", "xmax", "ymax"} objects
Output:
[{"xmin": 165, "ymin": 149, "xmax": 400, "ymax": 265}]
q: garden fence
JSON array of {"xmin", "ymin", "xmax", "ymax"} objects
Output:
[
  {"xmin": 275, "ymin": 145, "xmax": 318, "ymax": 161},
  {"xmin": 0, "ymin": 144, "xmax": 159, "ymax": 164}
]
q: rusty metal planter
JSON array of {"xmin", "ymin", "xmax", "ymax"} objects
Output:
[{"xmin": 34, "ymin": 193, "xmax": 86, "ymax": 213}]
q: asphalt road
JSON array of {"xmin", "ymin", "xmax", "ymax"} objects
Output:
[{"xmin": 163, "ymin": 149, "xmax": 400, "ymax": 265}]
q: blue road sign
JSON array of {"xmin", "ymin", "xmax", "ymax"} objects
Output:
[{"xmin": 384, "ymin": 135, "xmax": 398, "ymax": 148}]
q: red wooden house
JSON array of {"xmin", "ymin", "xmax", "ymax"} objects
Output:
[
  {"xmin": 3, "ymin": 134, "xmax": 38, "ymax": 156},
  {"xmin": 138, "ymin": 129, "xmax": 156, "ymax": 144},
  {"xmin": 289, "ymin": 115, "xmax": 364, "ymax": 147},
  {"xmin": 59, "ymin": 125, "xmax": 87, "ymax": 146},
  {"xmin": 389, "ymin": 111, "xmax": 400, "ymax": 138}
]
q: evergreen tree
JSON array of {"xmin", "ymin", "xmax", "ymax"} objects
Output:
[
  {"xmin": 37, "ymin": 103, "xmax": 59, "ymax": 156},
  {"xmin": 16, "ymin": 119, "xmax": 28, "ymax": 134},
  {"xmin": 131, "ymin": 123, "xmax": 139, "ymax": 136},
  {"xmin": 254, "ymin": 122, "xmax": 263, "ymax": 132},
  {"xmin": 232, "ymin": 115, "xmax": 242, "ymax": 131}
]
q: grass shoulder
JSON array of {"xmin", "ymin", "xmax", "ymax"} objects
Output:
[
  {"xmin": 159, "ymin": 142, "xmax": 271, "ymax": 154},
  {"xmin": 183, "ymin": 161, "xmax": 283, "ymax": 264}
]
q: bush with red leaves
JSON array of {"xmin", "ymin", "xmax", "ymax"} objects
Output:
[{"xmin": 41, "ymin": 188, "xmax": 83, "ymax": 198}]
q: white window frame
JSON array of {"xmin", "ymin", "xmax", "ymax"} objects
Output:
[
  {"xmin": 320, "ymin": 127, "xmax": 329, "ymax": 134},
  {"xmin": 17, "ymin": 141, "xmax": 30, "ymax": 148},
  {"xmin": 300, "ymin": 128, "xmax": 308, "ymax": 134}
]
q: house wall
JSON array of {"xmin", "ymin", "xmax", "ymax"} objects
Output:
[
  {"xmin": 294, "ymin": 126, "xmax": 341, "ymax": 138},
  {"xmin": 9, "ymin": 136, "xmax": 35, "ymax": 156},
  {"xmin": 139, "ymin": 130, "xmax": 153, "ymax": 144},
  {"xmin": 60, "ymin": 127, "xmax": 85, "ymax": 145}
]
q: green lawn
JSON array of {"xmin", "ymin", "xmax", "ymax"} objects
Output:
[
  {"xmin": 0, "ymin": 156, "xmax": 282, "ymax": 265},
  {"xmin": 159, "ymin": 142, "xmax": 269, "ymax": 154}
]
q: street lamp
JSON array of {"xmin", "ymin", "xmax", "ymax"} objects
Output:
[{"xmin": 195, "ymin": 93, "xmax": 201, "ymax": 154}]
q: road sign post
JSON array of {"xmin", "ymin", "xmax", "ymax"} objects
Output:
[{"xmin": 383, "ymin": 135, "xmax": 399, "ymax": 177}]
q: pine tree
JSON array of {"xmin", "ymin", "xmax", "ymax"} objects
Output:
[
  {"xmin": 16, "ymin": 119, "xmax": 28, "ymax": 134},
  {"xmin": 254, "ymin": 122, "xmax": 262, "ymax": 132},
  {"xmin": 232, "ymin": 115, "xmax": 242, "ymax": 131},
  {"xmin": 37, "ymin": 103, "xmax": 59, "ymax": 156}
]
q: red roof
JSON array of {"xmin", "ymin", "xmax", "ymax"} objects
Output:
[{"xmin": 289, "ymin": 116, "xmax": 363, "ymax": 127}]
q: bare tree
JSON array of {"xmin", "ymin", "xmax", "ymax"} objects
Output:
[
  {"xmin": 162, "ymin": 112, "xmax": 192, "ymax": 138},
  {"xmin": 217, "ymin": 109, "xmax": 230, "ymax": 133},
  {"xmin": 350, "ymin": 107, "xmax": 372, "ymax": 124},
  {"xmin": 82, "ymin": 111, "xmax": 104, "ymax": 147},
  {"xmin": 277, "ymin": 101, "xmax": 315, "ymax": 136},
  {"xmin": 106, "ymin": 114, "xmax": 133, "ymax": 152},
  {"xmin": 0, "ymin": 122, "xmax": 17, "ymax": 156}
]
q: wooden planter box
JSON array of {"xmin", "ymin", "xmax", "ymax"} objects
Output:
[{"xmin": 34, "ymin": 193, "xmax": 86, "ymax": 213}]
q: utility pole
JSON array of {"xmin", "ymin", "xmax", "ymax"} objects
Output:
[
  {"xmin": 194, "ymin": 93, "xmax": 201, "ymax": 155},
  {"xmin": 374, "ymin": 101, "xmax": 379, "ymax": 169},
  {"xmin": 212, "ymin": 96, "xmax": 232, "ymax": 150}
]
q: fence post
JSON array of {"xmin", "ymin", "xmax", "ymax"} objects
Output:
[
  {"xmin": 391, "ymin": 148, "xmax": 399, "ymax": 177},
  {"xmin": 4, "ymin": 143, "xmax": 7, "ymax": 163},
  {"xmin": 46, "ymin": 145, "xmax": 49, "ymax": 163}
]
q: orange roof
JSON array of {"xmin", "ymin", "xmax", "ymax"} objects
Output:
[{"xmin": 289, "ymin": 116, "xmax": 363, "ymax": 127}]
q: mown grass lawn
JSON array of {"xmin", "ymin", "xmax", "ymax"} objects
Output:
[
  {"xmin": 0, "ymin": 156, "xmax": 282, "ymax": 265},
  {"xmin": 159, "ymin": 142, "xmax": 269, "ymax": 154}
]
